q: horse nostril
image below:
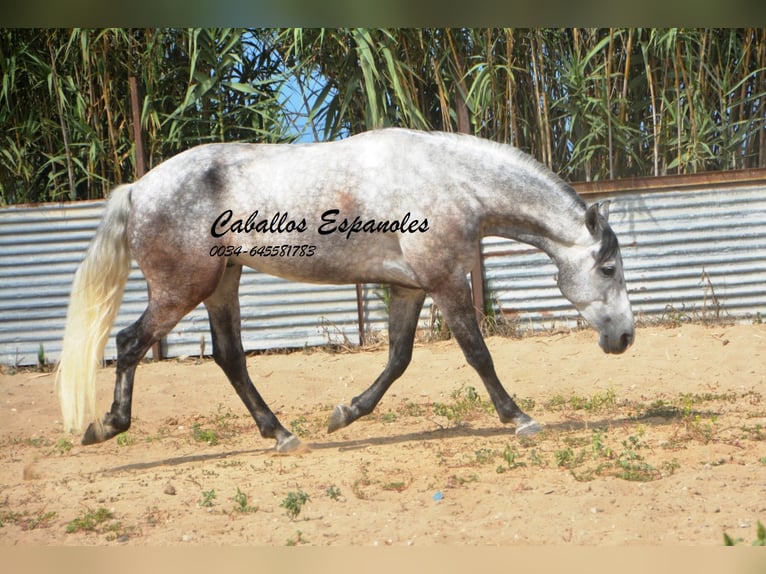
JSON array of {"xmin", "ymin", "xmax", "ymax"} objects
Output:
[{"xmin": 620, "ymin": 332, "xmax": 633, "ymax": 349}]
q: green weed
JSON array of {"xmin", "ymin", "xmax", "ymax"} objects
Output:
[
  {"xmin": 191, "ymin": 423, "xmax": 219, "ymax": 446},
  {"xmin": 724, "ymin": 521, "xmax": 766, "ymax": 546},
  {"xmin": 0, "ymin": 508, "xmax": 57, "ymax": 530},
  {"xmin": 545, "ymin": 388, "xmax": 617, "ymax": 413},
  {"xmin": 286, "ymin": 530, "xmax": 308, "ymax": 546},
  {"xmin": 116, "ymin": 433, "xmax": 134, "ymax": 447},
  {"xmin": 325, "ymin": 485, "xmax": 342, "ymax": 501},
  {"xmin": 289, "ymin": 416, "xmax": 312, "ymax": 438},
  {"xmin": 433, "ymin": 385, "xmax": 493, "ymax": 426},
  {"xmin": 380, "ymin": 412, "xmax": 397, "ymax": 424},
  {"xmin": 55, "ymin": 437, "xmax": 73, "ymax": 455},
  {"xmin": 232, "ymin": 488, "xmax": 258, "ymax": 513},
  {"xmin": 65, "ymin": 507, "xmax": 114, "ymax": 534},
  {"xmin": 398, "ymin": 400, "xmax": 425, "ymax": 417},
  {"xmin": 496, "ymin": 443, "xmax": 526, "ymax": 473},
  {"xmin": 281, "ymin": 490, "xmax": 310, "ymax": 520},
  {"xmin": 198, "ymin": 489, "xmax": 217, "ymax": 508}
]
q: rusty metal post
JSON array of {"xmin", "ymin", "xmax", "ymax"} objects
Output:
[{"xmin": 355, "ymin": 284, "xmax": 366, "ymax": 346}]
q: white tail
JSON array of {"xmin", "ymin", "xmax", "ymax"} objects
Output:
[{"xmin": 55, "ymin": 185, "xmax": 133, "ymax": 433}]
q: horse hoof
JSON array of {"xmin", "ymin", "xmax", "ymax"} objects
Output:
[
  {"xmin": 515, "ymin": 418, "xmax": 542, "ymax": 437},
  {"xmin": 276, "ymin": 434, "xmax": 305, "ymax": 454},
  {"xmin": 81, "ymin": 421, "xmax": 106, "ymax": 445},
  {"xmin": 328, "ymin": 404, "xmax": 352, "ymax": 433}
]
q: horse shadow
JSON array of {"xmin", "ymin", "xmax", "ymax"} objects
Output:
[{"xmin": 97, "ymin": 409, "xmax": 700, "ymax": 476}]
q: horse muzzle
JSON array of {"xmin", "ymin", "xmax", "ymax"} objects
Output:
[{"xmin": 599, "ymin": 329, "xmax": 634, "ymax": 354}]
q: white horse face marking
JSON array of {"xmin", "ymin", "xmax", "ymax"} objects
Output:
[{"xmin": 556, "ymin": 202, "xmax": 635, "ymax": 354}]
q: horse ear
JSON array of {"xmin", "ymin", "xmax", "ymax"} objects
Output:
[
  {"xmin": 585, "ymin": 201, "xmax": 611, "ymax": 236},
  {"xmin": 585, "ymin": 203, "xmax": 601, "ymax": 236},
  {"xmin": 599, "ymin": 200, "xmax": 611, "ymax": 222}
]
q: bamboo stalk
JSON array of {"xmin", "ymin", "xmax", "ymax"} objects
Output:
[{"xmin": 47, "ymin": 38, "xmax": 77, "ymax": 200}]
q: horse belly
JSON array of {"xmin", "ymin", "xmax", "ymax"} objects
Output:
[{"xmin": 240, "ymin": 239, "xmax": 422, "ymax": 288}]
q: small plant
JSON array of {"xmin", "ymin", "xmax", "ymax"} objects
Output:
[
  {"xmin": 433, "ymin": 385, "xmax": 493, "ymax": 426},
  {"xmin": 65, "ymin": 507, "xmax": 114, "ymax": 534},
  {"xmin": 555, "ymin": 446, "xmax": 586, "ymax": 469},
  {"xmin": 686, "ymin": 414, "xmax": 719, "ymax": 444},
  {"xmin": 37, "ymin": 343, "xmax": 47, "ymax": 372},
  {"xmin": 613, "ymin": 432, "xmax": 660, "ymax": 482},
  {"xmin": 191, "ymin": 423, "xmax": 219, "ymax": 445},
  {"xmin": 281, "ymin": 490, "xmax": 310, "ymax": 520},
  {"xmin": 198, "ymin": 489, "xmax": 217, "ymax": 508},
  {"xmin": 116, "ymin": 433, "xmax": 134, "ymax": 447},
  {"xmin": 474, "ymin": 448, "xmax": 496, "ymax": 465},
  {"xmin": 528, "ymin": 448, "xmax": 548, "ymax": 468},
  {"xmin": 398, "ymin": 400, "xmax": 425, "ymax": 417},
  {"xmin": 351, "ymin": 463, "xmax": 372, "ymax": 500},
  {"xmin": 54, "ymin": 437, "xmax": 73, "ymax": 455},
  {"xmin": 381, "ymin": 479, "xmax": 409, "ymax": 492},
  {"xmin": 724, "ymin": 521, "xmax": 766, "ymax": 546},
  {"xmin": 591, "ymin": 429, "xmax": 613, "ymax": 458},
  {"xmin": 380, "ymin": 412, "xmax": 397, "ymax": 424},
  {"xmin": 289, "ymin": 416, "xmax": 312, "ymax": 438},
  {"xmin": 0, "ymin": 508, "xmax": 57, "ymax": 530},
  {"xmin": 496, "ymin": 443, "xmax": 525, "ymax": 473},
  {"xmin": 325, "ymin": 485, "xmax": 342, "ymax": 501},
  {"xmin": 286, "ymin": 530, "xmax": 308, "ymax": 546},
  {"xmin": 544, "ymin": 389, "xmax": 617, "ymax": 413},
  {"xmin": 232, "ymin": 488, "xmax": 258, "ymax": 513}
]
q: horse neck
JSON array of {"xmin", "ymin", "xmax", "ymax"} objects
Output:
[{"xmin": 476, "ymin": 164, "xmax": 589, "ymax": 259}]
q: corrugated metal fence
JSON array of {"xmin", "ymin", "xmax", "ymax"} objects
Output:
[{"xmin": 2, "ymin": 172, "xmax": 765, "ymax": 366}]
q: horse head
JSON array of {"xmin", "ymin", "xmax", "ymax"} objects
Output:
[{"xmin": 555, "ymin": 201, "xmax": 635, "ymax": 354}]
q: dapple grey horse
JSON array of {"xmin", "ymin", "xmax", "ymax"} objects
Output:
[{"xmin": 56, "ymin": 129, "xmax": 634, "ymax": 453}]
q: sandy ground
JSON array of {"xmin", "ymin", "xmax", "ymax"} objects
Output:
[{"xmin": 1, "ymin": 323, "xmax": 765, "ymax": 546}]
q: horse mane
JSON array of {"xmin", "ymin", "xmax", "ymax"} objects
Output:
[{"xmin": 418, "ymin": 129, "xmax": 587, "ymax": 211}]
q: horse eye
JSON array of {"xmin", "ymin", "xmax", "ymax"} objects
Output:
[{"xmin": 600, "ymin": 265, "xmax": 616, "ymax": 278}]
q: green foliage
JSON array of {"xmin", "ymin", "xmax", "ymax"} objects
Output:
[
  {"xmin": 232, "ymin": 488, "xmax": 258, "ymax": 513},
  {"xmin": 54, "ymin": 437, "xmax": 73, "ymax": 455},
  {"xmin": 0, "ymin": 508, "xmax": 57, "ymax": 530},
  {"xmin": 325, "ymin": 485, "xmax": 342, "ymax": 501},
  {"xmin": 116, "ymin": 433, "xmax": 134, "ymax": 447},
  {"xmin": 289, "ymin": 415, "xmax": 312, "ymax": 438},
  {"xmin": 198, "ymin": 489, "xmax": 217, "ymax": 508},
  {"xmin": 281, "ymin": 490, "xmax": 310, "ymax": 520},
  {"xmin": 433, "ymin": 385, "xmax": 494, "ymax": 426},
  {"xmin": 3, "ymin": 28, "xmax": 765, "ymax": 205},
  {"xmin": 0, "ymin": 28, "xmax": 288, "ymax": 204},
  {"xmin": 724, "ymin": 521, "xmax": 766, "ymax": 546},
  {"xmin": 191, "ymin": 423, "xmax": 219, "ymax": 446},
  {"xmin": 65, "ymin": 507, "xmax": 114, "ymax": 533}
]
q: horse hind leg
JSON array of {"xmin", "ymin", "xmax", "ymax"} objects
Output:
[
  {"xmin": 82, "ymin": 254, "xmax": 226, "ymax": 445},
  {"xmin": 328, "ymin": 285, "xmax": 426, "ymax": 433},
  {"xmin": 203, "ymin": 263, "xmax": 300, "ymax": 453},
  {"xmin": 81, "ymin": 294, "xmax": 198, "ymax": 444},
  {"xmin": 429, "ymin": 274, "xmax": 541, "ymax": 436}
]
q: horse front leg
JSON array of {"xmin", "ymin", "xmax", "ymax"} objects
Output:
[
  {"xmin": 204, "ymin": 264, "xmax": 300, "ymax": 453},
  {"xmin": 429, "ymin": 275, "xmax": 541, "ymax": 436},
  {"xmin": 328, "ymin": 285, "xmax": 426, "ymax": 433}
]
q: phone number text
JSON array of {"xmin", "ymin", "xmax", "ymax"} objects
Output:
[{"xmin": 209, "ymin": 245, "xmax": 317, "ymax": 257}]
